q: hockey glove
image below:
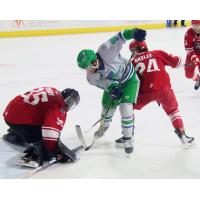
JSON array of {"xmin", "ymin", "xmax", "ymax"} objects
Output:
[
  {"xmin": 191, "ymin": 55, "xmax": 200, "ymax": 67},
  {"xmin": 110, "ymin": 87, "xmax": 123, "ymax": 100},
  {"xmin": 122, "ymin": 28, "xmax": 146, "ymax": 41},
  {"xmin": 55, "ymin": 150, "xmax": 72, "ymax": 163},
  {"xmin": 133, "ymin": 28, "xmax": 147, "ymax": 41},
  {"xmin": 55, "ymin": 139, "xmax": 77, "ymax": 163}
]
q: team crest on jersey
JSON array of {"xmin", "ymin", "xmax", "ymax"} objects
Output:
[
  {"xmin": 109, "ymin": 36, "xmax": 119, "ymax": 44},
  {"xmin": 57, "ymin": 117, "xmax": 64, "ymax": 127},
  {"xmin": 125, "ymin": 96, "xmax": 130, "ymax": 100}
]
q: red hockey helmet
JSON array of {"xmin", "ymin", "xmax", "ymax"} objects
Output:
[
  {"xmin": 191, "ymin": 20, "xmax": 200, "ymax": 25},
  {"xmin": 129, "ymin": 40, "xmax": 148, "ymax": 54}
]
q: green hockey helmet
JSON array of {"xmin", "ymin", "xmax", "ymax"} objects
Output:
[{"xmin": 77, "ymin": 49, "xmax": 97, "ymax": 69}]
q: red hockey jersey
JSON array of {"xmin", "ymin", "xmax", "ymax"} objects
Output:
[
  {"xmin": 184, "ymin": 28, "xmax": 200, "ymax": 62},
  {"xmin": 131, "ymin": 50, "xmax": 182, "ymax": 92},
  {"xmin": 3, "ymin": 87, "xmax": 67, "ymax": 151}
]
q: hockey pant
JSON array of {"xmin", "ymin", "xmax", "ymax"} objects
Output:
[{"xmin": 134, "ymin": 87, "xmax": 184, "ymax": 131}]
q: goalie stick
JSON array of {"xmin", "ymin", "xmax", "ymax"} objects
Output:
[{"xmin": 20, "ymin": 145, "xmax": 84, "ymax": 178}]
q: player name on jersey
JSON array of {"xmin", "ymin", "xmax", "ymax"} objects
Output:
[{"xmin": 134, "ymin": 53, "xmax": 152, "ymax": 63}]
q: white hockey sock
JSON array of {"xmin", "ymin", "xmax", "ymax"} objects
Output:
[
  {"xmin": 101, "ymin": 106, "xmax": 116, "ymax": 128},
  {"xmin": 119, "ymin": 103, "xmax": 134, "ymax": 138}
]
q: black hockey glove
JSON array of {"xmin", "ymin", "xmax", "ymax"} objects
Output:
[
  {"xmin": 55, "ymin": 139, "xmax": 77, "ymax": 163},
  {"xmin": 110, "ymin": 87, "xmax": 123, "ymax": 100},
  {"xmin": 55, "ymin": 150, "xmax": 72, "ymax": 163},
  {"xmin": 133, "ymin": 28, "xmax": 147, "ymax": 41}
]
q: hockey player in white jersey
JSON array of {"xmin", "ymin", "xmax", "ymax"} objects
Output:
[{"xmin": 77, "ymin": 28, "xmax": 146, "ymax": 154}]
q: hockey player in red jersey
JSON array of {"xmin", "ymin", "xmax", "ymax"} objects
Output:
[
  {"xmin": 184, "ymin": 20, "xmax": 200, "ymax": 90},
  {"xmin": 3, "ymin": 87, "xmax": 80, "ymax": 167},
  {"xmin": 115, "ymin": 40, "xmax": 194, "ymax": 147}
]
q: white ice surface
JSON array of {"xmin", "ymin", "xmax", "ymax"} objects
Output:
[{"xmin": 0, "ymin": 27, "xmax": 200, "ymax": 178}]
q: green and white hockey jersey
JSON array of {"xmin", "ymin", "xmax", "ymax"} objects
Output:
[{"xmin": 86, "ymin": 32, "xmax": 135, "ymax": 91}]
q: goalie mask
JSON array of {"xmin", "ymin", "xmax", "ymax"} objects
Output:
[{"xmin": 61, "ymin": 89, "xmax": 80, "ymax": 111}]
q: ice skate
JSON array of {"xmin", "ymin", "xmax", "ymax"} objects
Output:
[
  {"xmin": 175, "ymin": 129, "xmax": 194, "ymax": 145},
  {"xmin": 115, "ymin": 136, "xmax": 125, "ymax": 148},
  {"xmin": 115, "ymin": 130, "xmax": 134, "ymax": 148},
  {"xmin": 115, "ymin": 136, "xmax": 134, "ymax": 153},
  {"xmin": 194, "ymin": 78, "xmax": 200, "ymax": 90},
  {"xmin": 94, "ymin": 127, "xmax": 108, "ymax": 139},
  {"xmin": 124, "ymin": 137, "xmax": 134, "ymax": 154}
]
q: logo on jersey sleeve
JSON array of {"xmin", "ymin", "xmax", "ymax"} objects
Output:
[
  {"xmin": 109, "ymin": 36, "xmax": 119, "ymax": 44},
  {"xmin": 56, "ymin": 117, "xmax": 64, "ymax": 128}
]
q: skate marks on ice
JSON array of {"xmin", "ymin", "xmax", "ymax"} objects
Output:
[{"xmin": 0, "ymin": 138, "xmax": 31, "ymax": 178}]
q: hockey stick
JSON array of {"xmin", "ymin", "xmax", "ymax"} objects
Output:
[
  {"xmin": 76, "ymin": 125, "xmax": 87, "ymax": 149},
  {"xmin": 21, "ymin": 145, "xmax": 84, "ymax": 178},
  {"xmin": 76, "ymin": 124, "xmax": 103, "ymax": 151}
]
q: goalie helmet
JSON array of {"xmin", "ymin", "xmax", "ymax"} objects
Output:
[
  {"xmin": 191, "ymin": 20, "xmax": 200, "ymax": 35},
  {"xmin": 61, "ymin": 88, "xmax": 80, "ymax": 111},
  {"xmin": 129, "ymin": 40, "xmax": 148, "ymax": 55},
  {"xmin": 77, "ymin": 49, "xmax": 97, "ymax": 69}
]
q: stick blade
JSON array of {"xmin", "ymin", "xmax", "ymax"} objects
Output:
[{"xmin": 75, "ymin": 125, "xmax": 87, "ymax": 149}]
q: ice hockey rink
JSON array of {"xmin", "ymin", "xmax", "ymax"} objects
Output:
[{"xmin": 0, "ymin": 27, "xmax": 200, "ymax": 179}]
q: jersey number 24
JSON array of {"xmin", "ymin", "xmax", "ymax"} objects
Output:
[{"xmin": 135, "ymin": 58, "xmax": 160, "ymax": 75}]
